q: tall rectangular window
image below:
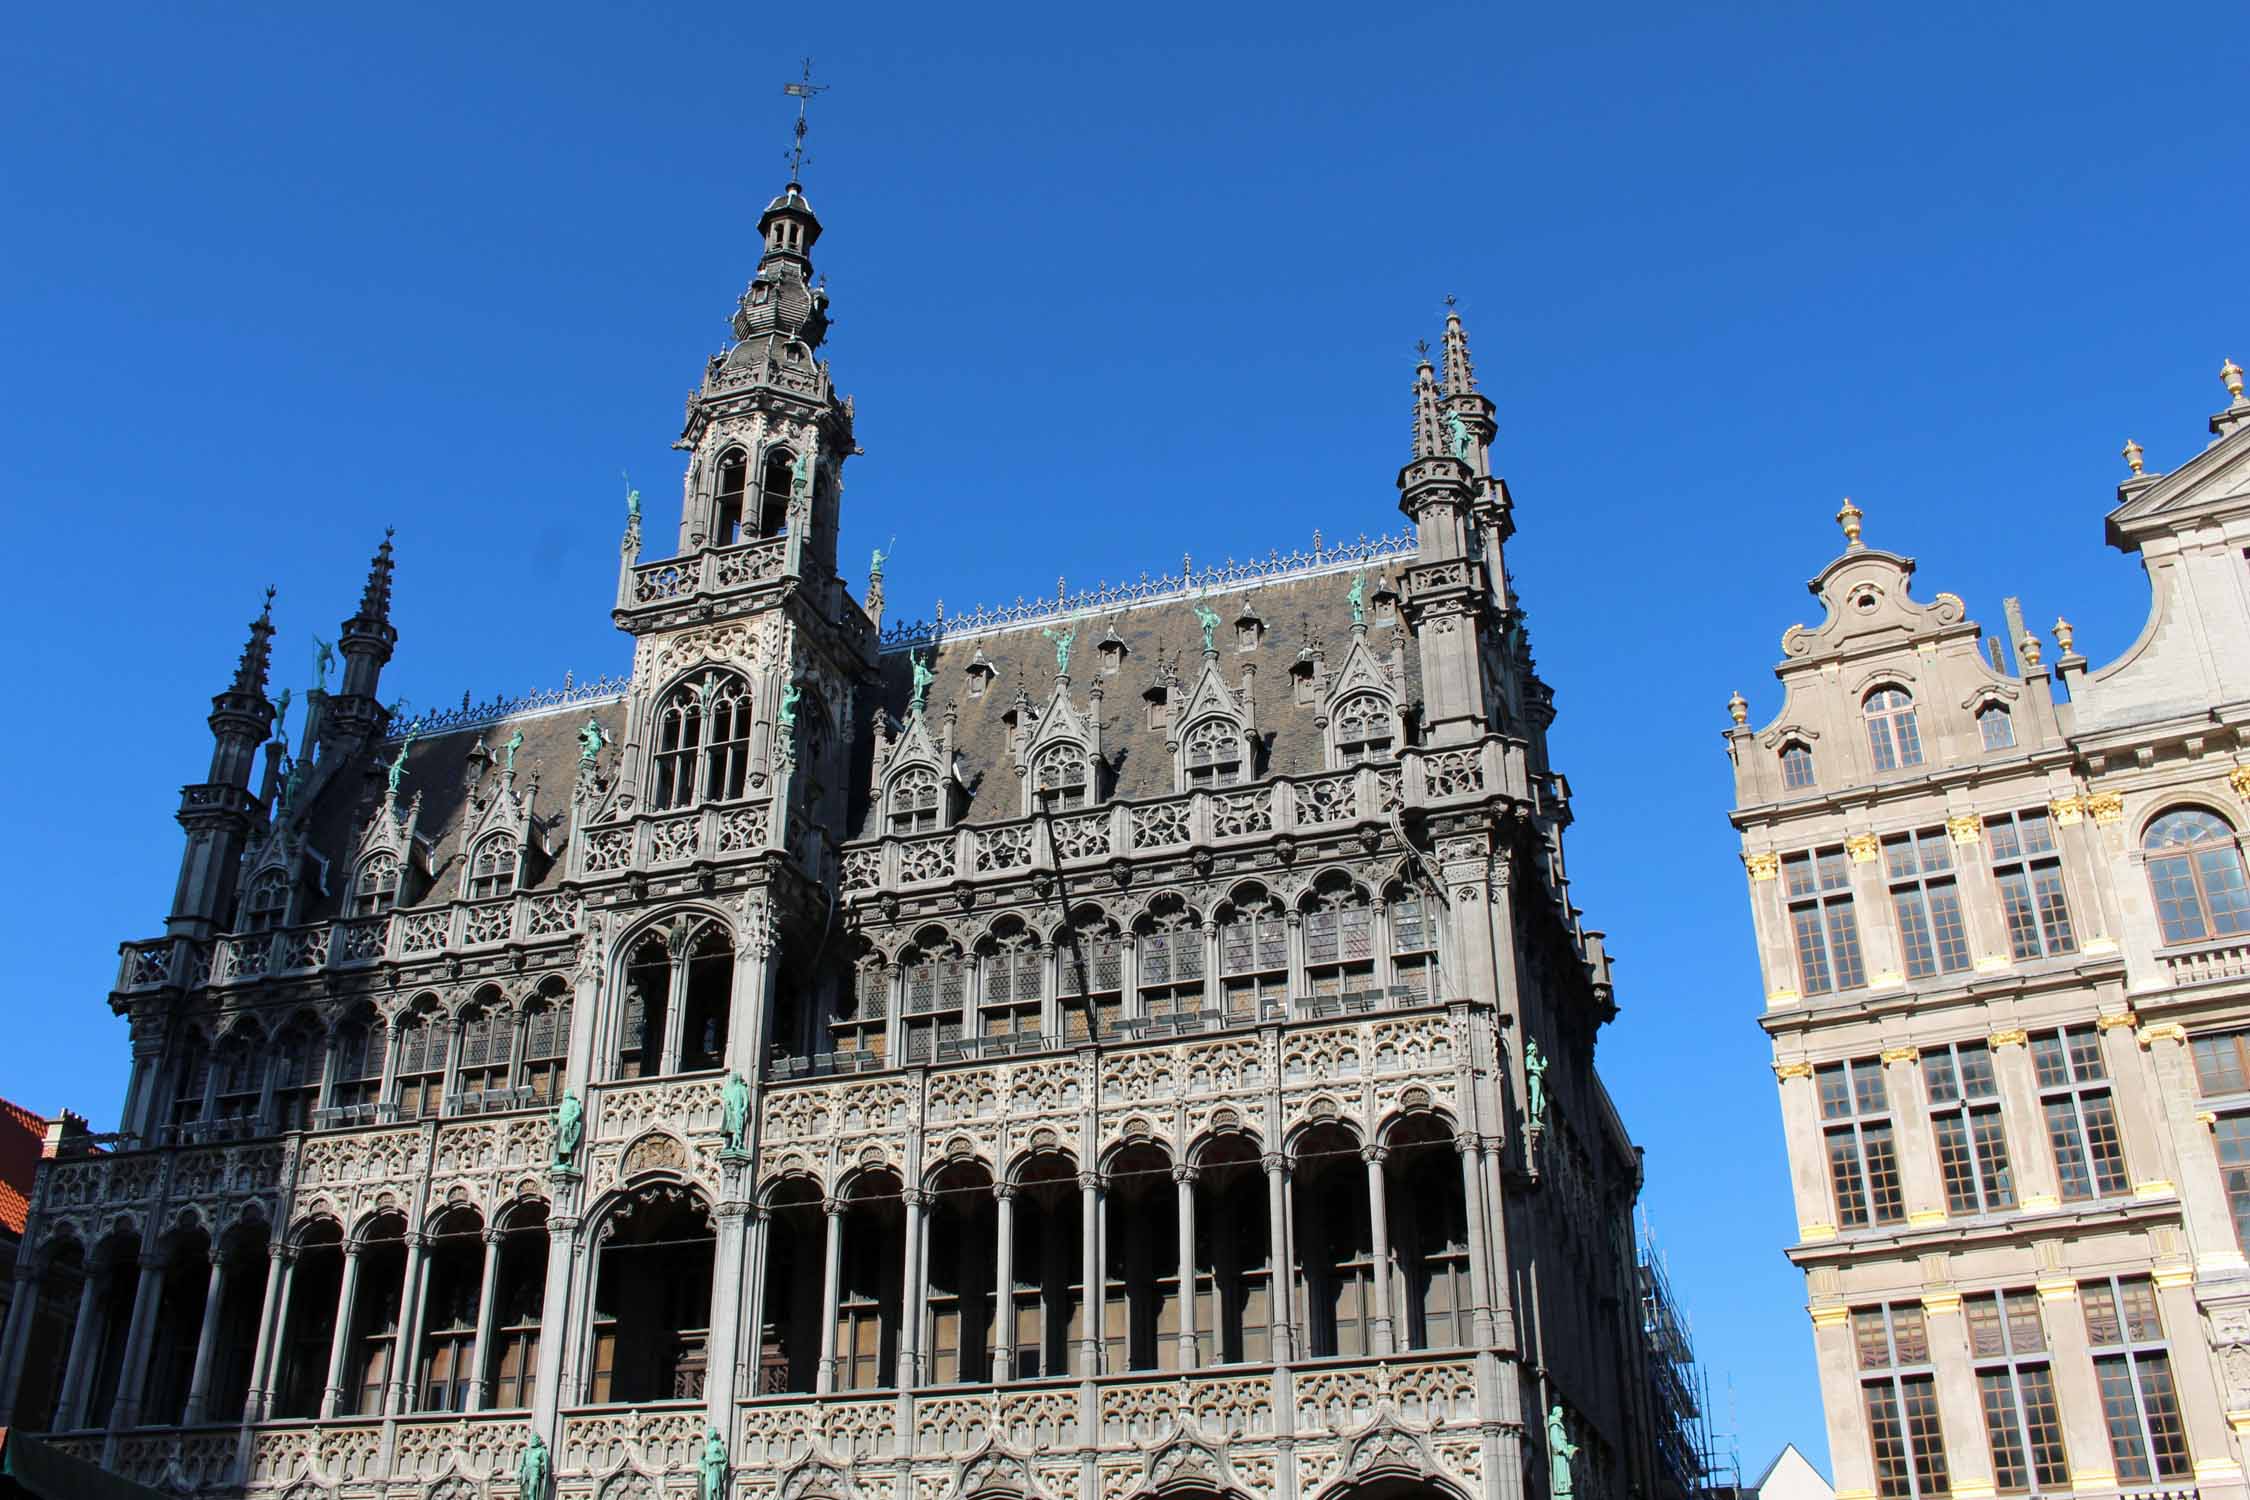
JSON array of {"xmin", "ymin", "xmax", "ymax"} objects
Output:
[
  {"xmin": 2192, "ymin": 1030, "xmax": 2250, "ymax": 1097},
  {"xmin": 1923, "ymin": 1042, "xmax": 2015, "ymax": 1213},
  {"xmin": 1855, "ymin": 1303, "xmax": 1950, "ymax": 1499},
  {"xmin": 1787, "ymin": 848, "xmax": 1867, "ymax": 995},
  {"xmin": 1887, "ymin": 830, "xmax": 1972, "ymax": 979},
  {"xmin": 2031, "ymin": 1026, "xmax": 2127, "ymax": 1201},
  {"xmin": 1966, "ymin": 1289, "xmax": 2067, "ymax": 1493},
  {"xmin": 1988, "ymin": 810, "xmax": 2078, "ymax": 960},
  {"xmin": 2215, "ymin": 1116, "xmax": 2250, "ymax": 1252},
  {"xmin": 2082, "ymin": 1275, "xmax": 2190, "ymax": 1484},
  {"xmin": 1820, "ymin": 1059, "xmax": 1904, "ymax": 1228}
]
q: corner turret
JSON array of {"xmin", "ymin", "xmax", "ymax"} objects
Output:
[
  {"xmin": 325, "ymin": 530, "xmax": 398, "ymax": 746},
  {"xmin": 168, "ymin": 591, "xmax": 279, "ymax": 936}
]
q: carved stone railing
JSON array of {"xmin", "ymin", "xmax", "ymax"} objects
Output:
[
  {"xmin": 628, "ymin": 537, "xmax": 787, "ymax": 607},
  {"xmin": 167, "ymin": 893, "xmax": 585, "ymax": 997},
  {"xmin": 841, "ymin": 743, "xmax": 1511, "ymax": 898},
  {"xmin": 576, "ymin": 799, "xmax": 775, "ymax": 881},
  {"xmin": 2159, "ymin": 938, "xmax": 2250, "ymax": 988}
]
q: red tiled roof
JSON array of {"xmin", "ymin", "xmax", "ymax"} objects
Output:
[{"xmin": 0, "ymin": 1098, "xmax": 47, "ymax": 1238}]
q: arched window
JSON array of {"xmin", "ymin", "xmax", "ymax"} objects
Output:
[
  {"xmin": 1218, "ymin": 890, "xmax": 1288, "ymax": 1022},
  {"xmin": 902, "ymin": 930, "xmax": 968, "ymax": 1064},
  {"xmin": 330, "ymin": 1011, "xmax": 387, "ymax": 1113},
  {"xmin": 590, "ymin": 1186, "xmax": 713, "ymax": 1404},
  {"xmin": 1292, "ymin": 1124, "xmax": 1373, "ymax": 1357},
  {"xmin": 272, "ymin": 1015, "xmax": 322, "ymax": 1130},
  {"xmin": 650, "ymin": 672, "xmax": 751, "ymax": 811},
  {"xmin": 167, "ymin": 1030, "xmax": 210, "ymax": 1133},
  {"xmin": 520, "ymin": 980, "xmax": 572, "ymax": 1103},
  {"xmin": 1303, "ymin": 876, "xmax": 1376, "ymax": 999},
  {"xmin": 1863, "ymin": 687, "xmax": 1923, "ymax": 771},
  {"xmin": 1184, "ymin": 719, "xmax": 1242, "ymax": 789},
  {"xmin": 1334, "ymin": 695, "xmax": 1394, "ymax": 767},
  {"xmin": 392, "ymin": 1003, "xmax": 449, "ymax": 1121},
  {"xmin": 1136, "ymin": 897, "xmax": 1205, "ymax": 1020},
  {"xmin": 827, "ymin": 945, "xmax": 890, "ymax": 1063},
  {"xmin": 1978, "ymin": 703, "xmax": 2016, "ymax": 751},
  {"xmin": 242, "ymin": 870, "xmax": 290, "ymax": 933},
  {"xmin": 713, "ymin": 448, "xmax": 749, "ymax": 545},
  {"xmin": 834, "ymin": 1173, "xmax": 903, "ymax": 1391},
  {"xmin": 1390, "ymin": 886, "xmax": 1441, "ymax": 1000},
  {"xmin": 351, "ymin": 853, "xmax": 402, "ymax": 917},
  {"xmin": 456, "ymin": 990, "xmax": 515, "ymax": 1101},
  {"xmin": 1780, "ymin": 741, "xmax": 1816, "ymax": 791},
  {"xmin": 1033, "ymin": 743, "xmax": 1090, "ymax": 809},
  {"xmin": 678, "ymin": 924, "xmax": 732, "ymax": 1072},
  {"xmin": 618, "ymin": 934, "xmax": 672, "ymax": 1080},
  {"xmin": 1058, "ymin": 913, "xmax": 1124, "ymax": 1040},
  {"xmin": 889, "ymin": 766, "xmax": 941, "ymax": 836},
  {"xmin": 486, "ymin": 1201, "xmax": 549, "ymax": 1410},
  {"xmin": 703, "ymin": 676, "xmax": 753, "ymax": 802},
  {"xmin": 467, "ymin": 835, "xmax": 518, "ymax": 900},
  {"xmin": 1388, "ymin": 1117, "xmax": 1471, "ymax": 1350},
  {"xmin": 650, "ymin": 681, "xmax": 707, "ymax": 811},
  {"xmin": 978, "ymin": 919, "xmax": 1043, "ymax": 1047},
  {"xmin": 2146, "ymin": 809, "xmax": 2250, "ymax": 945},
  {"xmin": 211, "ymin": 1025, "xmax": 267, "ymax": 1124},
  {"xmin": 757, "ymin": 448, "xmax": 796, "ymax": 538},
  {"xmin": 413, "ymin": 1208, "xmax": 485, "ymax": 1411}
]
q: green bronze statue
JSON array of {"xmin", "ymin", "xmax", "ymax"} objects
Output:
[
  {"xmin": 272, "ymin": 688, "xmax": 292, "ymax": 745},
  {"xmin": 1525, "ymin": 1038, "xmax": 1548, "ymax": 1127},
  {"xmin": 909, "ymin": 649, "xmax": 935, "ymax": 715},
  {"xmin": 312, "ymin": 637, "xmax": 335, "ymax": 690},
  {"xmin": 871, "ymin": 536, "xmax": 893, "ymax": 576},
  {"xmin": 1347, "ymin": 571, "xmax": 1367, "ymax": 627},
  {"xmin": 550, "ymin": 1093, "xmax": 584, "ymax": 1172},
  {"xmin": 721, "ymin": 1073, "xmax": 751, "ymax": 1155},
  {"xmin": 502, "ymin": 729, "xmax": 524, "ymax": 774},
  {"xmin": 697, "ymin": 1425, "xmax": 729, "ymax": 1500},
  {"xmin": 577, "ymin": 716, "xmax": 607, "ymax": 765},
  {"xmin": 791, "ymin": 450, "xmax": 811, "ymax": 500},
  {"xmin": 1042, "ymin": 623, "xmax": 1076, "ymax": 676},
  {"xmin": 516, "ymin": 1432, "xmax": 550, "ymax": 1500},
  {"xmin": 779, "ymin": 678, "xmax": 802, "ymax": 730},
  {"xmin": 386, "ymin": 732, "xmax": 417, "ymax": 796},
  {"xmin": 1193, "ymin": 601, "xmax": 1222, "ymax": 653},
  {"xmin": 623, "ymin": 476, "xmax": 641, "ymax": 524},
  {"xmin": 1447, "ymin": 410, "xmax": 1474, "ymax": 461},
  {"xmin": 1546, "ymin": 1405, "xmax": 1579, "ymax": 1500}
]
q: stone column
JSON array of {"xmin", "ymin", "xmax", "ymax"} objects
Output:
[
  {"xmin": 530, "ymin": 1211, "xmax": 579, "ymax": 1432},
  {"xmin": 706, "ymin": 1198, "xmax": 751, "ymax": 1420},
  {"xmin": 1773, "ymin": 1063, "xmax": 1841, "ymax": 1239},
  {"xmin": 466, "ymin": 1229, "xmax": 504, "ymax": 1412},
  {"xmin": 1808, "ymin": 1307, "xmax": 1876, "ymax": 1499},
  {"xmin": 0, "ymin": 1259, "xmax": 43, "ymax": 1424},
  {"xmin": 2034, "ymin": 1277, "xmax": 2115, "ymax": 1489},
  {"xmin": 741, "ymin": 1204, "xmax": 771, "ymax": 1397},
  {"xmin": 1262, "ymin": 1153, "xmax": 1294, "ymax": 1363},
  {"xmin": 1881, "ymin": 1044, "xmax": 1948, "ymax": 1228},
  {"xmin": 56, "ymin": 1263, "xmax": 108, "ymax": 1429},
  {"xmin": 1455, "ymin": 1135, "xmax": 1501, "ymax": 1349},
  {"xmin": 320, "ymin": 1241, "xmax": 365, "ymax": 1418},
  {"xmin": 2137, "ymin": 1022, "xmax": 2241, "ymax": 1272},
  {"xmin": 1174, "ymin": 1166, "xmax": 1199, "ymax": 1370},
  {"xmin": 244, "ymin": 1242, "xmax": 293, "ymax": 1423},
  {"xmin": 897, "ymin": 1190, "xmax": 929, "ymax": 1389},
  {"xmin": 990, "ymin": 1185, "xmax": 1016, "ymax": 1383},
  {"xmin": 105, "ymin": 1252, "xmax": 168, "ymax": 1431},
  {"xmin": 179, "ymin": 1250, "xmax": 230, "ymax": 1425},
  {"xmin": 815, "ymin": 1198, "xmax": 844, "ymax": 1394},
  {"xmin": 1363, "ymin": 1145, "xmax": 1396, "ymax": 1356},
  {"xmin": 2106, "ymin": 1014, "xmax": 2182, "ymax": 1213},
  {"xmin": 1077, "ymin": 1173, "xmax": 1103, "ymax": 1376},
  {"xmin": 2156, "ymin": 1275, "xmax": 2243, "ymax": 1493},
  {"xmin": 658, "ymin": 951, "xmax": 688, "ymax": 1077},
  {"xmin": 386, "ymin": 1233, "xmax": 431, "ymax": 1415},
  {"xmin": 1984, "ymin": 1030, "xmax": 2060, "ymax": 1210},
  {"xmin": 1917, "ymin": 1293, "xmax": 1993, "ymax": 1498}
]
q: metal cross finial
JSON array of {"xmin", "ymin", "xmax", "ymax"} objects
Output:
[
  {"xmin": 1414, "ymin": 339, "xmax": 1431, "ymax": 361},
  {"xmin": 783, "ymin": 58, "xmax": 828, "ymax": 183}
]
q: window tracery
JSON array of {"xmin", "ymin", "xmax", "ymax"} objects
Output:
[
  {"xmin": 1033, "ymin": 742, "xmax": 1090, "ymax": 809},
  {"xmin": 1303, "ymin": 875, "xmax": 1376, "ymax": 999},
  {"xmin": 1058, "ymin": 911, "xmax": 1124, "ymax": 1039},
  {"xmin": 467, "ymin": 835, "xmax": 519, "ymax": 900},
  {"xmin": 888, "ymin": 765, "xmax": 941, "ymax": 836},
  {"xmin": 393, "ymin": 1000, "xmax": 449, "ymax": 1121},
  {"xmin": 1137, "ymin": 897, "xmax": 1205, "ymax": 1019},
  {"xmin": 901, "ymin": 928, "xmax": 968, "ymax": 1064},
  {"xmin": 1183, "ymin": 719, "xmax": 1243, "ymax": 789},
  {"xmin": 1332, "ymin": 694, "xmax": 1395, "ymax": 767},
  {"xmin": 978, "ymin": 918, "xmax": 1044, "ymax": 1045},
  {"xmin": 242, "ymin": 870, "xmax": 291, "ymax": 934},
  {"xmin": 650, "ymin": 671, "xmax": 754, "ymax": 810},
  {"xmin": 351, "ymin": 852, "xmax": 402, "ymax": 917},
  {"xmin": 1218, "ymin": 889, "xmax": 1288, "ymax": 1022}
]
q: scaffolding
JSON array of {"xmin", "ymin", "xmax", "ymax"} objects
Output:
[{"xmin": 1639, "ymin": 1215, "xmax": 1742, "ymax": 1500}]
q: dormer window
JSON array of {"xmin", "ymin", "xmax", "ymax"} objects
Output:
[
  {"xmin": 1291, "ymin": 657, "xmax": 1318, "ymax": 706},
  {"xmin": 468, "ymin": 835, "xmax": 519, "ymax": 900},
  {"xmin": 1978, "ymin": 703, "xmax": 2016, "ymax": 751},
  {"xmin": 1034, "ymin": 743, "xmax": 1090, "ymax": 809},
  {"xmin": 352, "ymin": 853, "xmax": 403, "ymax": 917},
  {"xmin": 1863, "ymin": 687, "xmax": 1924, "ymax": 771},
  {"xmin": 1236, "ymin": 620, "xmax": 1261, "ymax": 652},
  {"xmin": 1097, "ymin": 636, "xmax": 1127, "ymax": 676},
  {"xmin": 1780, "ymin": 741, "xmax": 1816, "ymax": 791},
  {"xmin": 243, "ymin": 870, "xmax": 291, "ymax": 933},
  {"xmin": 890, "ymin": 766, "xmax": 942, "ymax": 835},
  {"xmin": 714, "ymin": 449, "xmax": 749, "ymax": 545},
  {"xmin": 1333, "ymin": 695, "xmax": 1394, "ymax": 767},
  {"xmin": 1145, "ymin": 690, "xmax": 1169, "ymax": 733},
  {"xmin": 1184, "ymin": 719, "xmax": 1242, "ymax": 788}
]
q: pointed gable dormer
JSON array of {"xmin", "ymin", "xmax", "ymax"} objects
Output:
[
  {"xmin": 875, "ymin": 701, "xmax": 966, "ymax": 836},
  {"xmin": 1319, "ymin": 614, "xmax": 1406, "ymax": 768},
  {"xmin": 347, "ymin": 752, "xmax": 427, "ymax": 919},
  {"xmin": 1170, "ymin": 627, "xmax": 1260, "ymax": 791},
  {"xmin": 457, "ymin": 728, "xmax": 543, "ymax": 901},
  {"xmin": 1017, "ymin": 674, "xmax": 1105, "ymax": 814}
]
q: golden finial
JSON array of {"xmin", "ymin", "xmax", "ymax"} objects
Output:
[
  {"xmin": 2019, "ymin": 631, "xmax": 2043, "ymax": 669},
  {"xmin": 1727, "ymin": 690, "xmax": 1748, "ymax": 726},
  {"xmin": 1836, "ymin": 497, "xmax": 1864, "ymax": 549},
  {"xmin": 2122, "ymin": 438, "xmax": 2144, "ymax": 475},
  {"xmin": 2054, "ymin": 616, "xmax": 2075, "ymax": 654},
  {"xmin": 2225, "ymin": 358, "xmax": 2246, "ymax": 400}
]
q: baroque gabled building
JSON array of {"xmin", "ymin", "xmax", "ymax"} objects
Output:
[
  {"xmin": 1729, "ymin": 364, "xmax": 2250, "ymax": 1500},
  {"xmin": 0, "ymin": 169, "xmax": 1680, "ymax": 1500}
]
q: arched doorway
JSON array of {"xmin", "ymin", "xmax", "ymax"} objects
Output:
[{"xmin": 588, "ymin": 1184, "xmax": 713, "ymax": 1402}]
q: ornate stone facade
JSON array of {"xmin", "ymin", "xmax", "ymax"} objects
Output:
[
  {"xmin": 1729, "ymin": 371, "xmax": 2250, "ymax": 1500},
  {"xmin": 0, "ymin": 175, "xmax": 1673, "ymax": 1500}
]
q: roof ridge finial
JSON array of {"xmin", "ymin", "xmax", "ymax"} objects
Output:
[
  {"xmin": 1441, "ymin": 296, "xmax": 1478, "ymax": 396},
  {"xmin": 783, "ymin": 58, "xmax": 828, "ymax": 187},
  {"xmin": 2224, "ymin": 357, "xmax": 2245, "ymax": 402},
  {"xmin": 1836, "ymin": 496, "xmax": 1865, "ymax": 551}
]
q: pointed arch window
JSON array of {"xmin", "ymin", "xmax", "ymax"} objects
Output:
[
  {"xmin": 271, "ymin": 1016, "xmax": 322, "ymax": 1130},
  {"xmin": 830, "ymin": 948, "xmax": 890, "ymax": 1062},
  {"xmin": 243, "ymin": 870, "xmax": 291, "ymax": 933},
  {"xmin": 1184, "ymin": 719, "xmax": 1243, "ymax": 789},
  {"xmin": 1333, "ymin": 695, "xmax": 1395, "ymax": 767},
  {"xmin": 713, "ymin": 448, "xmax": 749, "ymax": 545},
  {"xmin": 167, "ymin": 1030, "xmax": 211, "ymax": 1132},
  {"xmin": 2146, "ymin": 809, "xmax": 2250, "ymax": 945},
  {"xmin": 211, "ymin": 1026, "xmax": 267, "ymax": 1123},
  {"xmin": 1058, "ymin": 914, "xmax": 1124, "ymax": 1040},
  {"xmin": 1303, "ymin": 877, "xmax": 1376, "ymax": 999},
  {"xmin": 393, "ymin": 1003, "xmax": 450, "ymax": 1121},
  {"xmin": 1864, "ymin": 687, "xmax": 1924, "ymax": 771},
  {"xmin": 1034, "ymin": 743, "xmax": 1090, "ymax": 809},
  {"xmin": 331, "ymin": 1011, "xmax": 387, "ymax": 1112},
  {"xmin": 617, "ymin": 933, "xmax": 672, "ymax": 1080},
  {"xmin": 351, "ymin": 853, "xmax": 402, "ymax": 917},
  {"xmin": 979, "ymin": 920, "xmax": 1043, "ymax": 1045},
  {"xmin": 1780, "ymin": 741, "xmax": 1816, "ymax": 792},
  {"xmin": 889, "ymin": 766, "xmax": 942, "ymax": 836},
  {"xmin": 650, "ymin": 672, "xmax": 754, "ymax": 810},
  {"xmin": 1219, "ymin": 892, "xmax": 1288, "ymax": 1022},
  {"xmin": 1390, "ymin": 886, "xmax": 1441, "ymax": 1000},
  {"xmin": 468, "ymin": 835, "xmax": 519, "ymax": 900},
  {"xmin": 757, "ymin": 449, "xmax": 796, "ymax": 538},
  {"xmin": 521, "ymin": 979, "xmax": 572, "ymax": 1102},
  {"xmin": 1137, "ymin": 898, "xmax": 1205, "ymax": 1020},
  {"xmin": 901, "ymin": 931, "xmax": 968, "ymax": 1064},
  {"xmin": 456, "ymin": 990, "xmax": 516, "ymax": 1100},
  {"xmin": 1978, "ymin": 703, "xmax": 2016, "ymax": 751}
]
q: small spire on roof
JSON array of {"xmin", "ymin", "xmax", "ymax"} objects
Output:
[
  {"xmin": 1441, "ymin": 297, "xmax": 1478, "ymax": 396},
  {"xmin": 2122, "ymin": 438, "xmax": 2145, "ymax": 475},
  {"xmin": 358, "ymin": 528, "xmax": 397, "ymax": 620},
  {"xmin": 1411, "ymin": 354, "xmax": 1445, "ymax": 460},
  {"xmin": 233, "ymin": 587, "xmax": 278, "ymax": 695},
  {"xmin": 2224, "ymin": 358, "xmax": 2245, "ymax": 401},
  {"xmin": 1835, "ymin": 497, "xmax": 1864, "ymax": 550}
]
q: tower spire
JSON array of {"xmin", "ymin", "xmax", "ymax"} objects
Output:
[
  {"xmin": 1441, "ymin": 298, "xmax": 1478, "ymax": 395},
  {"xmin": 783, "ymin": 58, "xmax": 828, "ymax": 186},
  {"xmin": 1411, "ymin": 348, "xmax": 1446, "ymax": 460},
  {"xmin": 328, "ymin": 531, "xmax": 400, "ymax": 743},
  {"xmin": 232, "ymin": 587, "xmax": 277, "ymax": 696},
  {"xmin": 357, "ymin": 527, "xmax": 396, "ymax": 621}
]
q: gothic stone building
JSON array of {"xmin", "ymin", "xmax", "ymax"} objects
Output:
[
  {"xmin": 1728, "ymin": 366, "xmax": 2250, "ymax": 1500},
  {"xmin": 0, "ymin": 178, "xmax": 1673, "ymax": 1500}
]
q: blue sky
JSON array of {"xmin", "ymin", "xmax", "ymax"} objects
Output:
[{"xmin": 5, "ymin": 0, "xmax": 2247, "ymax": 1473}]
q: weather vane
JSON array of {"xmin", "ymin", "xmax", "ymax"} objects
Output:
[{"xmin": 784, "ymin": 58, "xmax": 828, "ymax": 183}]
